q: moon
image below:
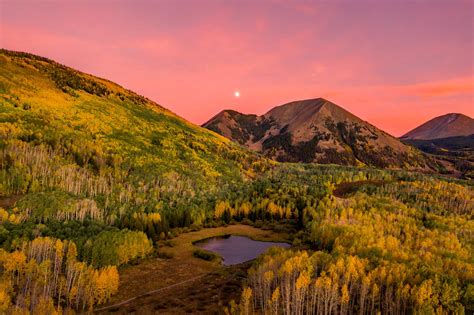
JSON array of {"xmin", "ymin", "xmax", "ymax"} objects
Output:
[{"xmin": 234, "ymin": 91, "xmax": 240, "ymax": 98}]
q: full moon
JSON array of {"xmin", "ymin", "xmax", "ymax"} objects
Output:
[{"xmin": 234, "ymin": 91, "xmax": 240, "ymax": 98}]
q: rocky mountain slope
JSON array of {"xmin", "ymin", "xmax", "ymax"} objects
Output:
[{"xmin": 204, "ymin": 98, "xmax": 433, "ymax": 169}]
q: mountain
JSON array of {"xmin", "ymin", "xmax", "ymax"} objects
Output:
[
  {"xmin": 0, "ymin": 49, "xmax": 269, "ymax": 225},
  {"xmin": 400, "ymin": 113, "xmax": 474, "ymax": 179},
  {"xmin": 401, "ymin": 113, "xmax": 474, "ymax": 140},
  {"xmin": 203, "ymin": 98, "xmax": 432, "ymax": 169}
]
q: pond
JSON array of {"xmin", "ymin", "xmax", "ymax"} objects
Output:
[{"xmin": 194, "ymin": 235, "xmax": 291, "ymax": 265}]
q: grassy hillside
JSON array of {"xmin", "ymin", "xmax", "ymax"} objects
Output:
[{"xmin": 0, "ymin": 49, "xmax": 270, "ymax": 227}]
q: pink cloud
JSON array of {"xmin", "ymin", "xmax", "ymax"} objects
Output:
[{"xmin": 404, "ymin": 77, "xmax": 474, "ymax": 98}]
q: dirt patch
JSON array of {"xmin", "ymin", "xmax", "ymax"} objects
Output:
[
  {"xmin": 0, "ymin": 194, "xmax": 23, "ymax": 209},
  {"xmin": 96, "ymin": 263, "xmax": 250, "ymax": 314}
]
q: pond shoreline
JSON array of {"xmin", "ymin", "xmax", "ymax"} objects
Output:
[
  {"xmin": 194, "ymin": 234, "xmax": 291, "ymax": 265},
  {"xmin": 191, "ymin": 233, "xmax": 292, "ymax": 245},
  {"xmin": 96, "ymin": 224, "xmax": 290, "ymax": 314}
]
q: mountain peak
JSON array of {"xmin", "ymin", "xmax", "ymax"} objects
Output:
[
  {"xmin": 204, "ymin": 98, "xmax": 432, "ymax": 169},
  {"xmin": 401, "ymin": 113, "xmax": 474, "ymax": 140},
  {"xmin": 264, "ymin": 97, "xmax": 331, "ymax": 114}
]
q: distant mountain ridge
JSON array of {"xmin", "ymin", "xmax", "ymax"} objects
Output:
[
  {"xmin": 203, "ymin": 98, "xmax": 433, "ymax": 170},
  {"xmin": 401, "ymin": 113, "xmax": 474, "ymax": 140},
  {"xmin": 400, "ymin": 113, "xmax": 474, "ymax": 179}
]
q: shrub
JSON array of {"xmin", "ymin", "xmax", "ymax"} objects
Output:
[
  {"xmin": 156, "ymin": 251, "xmax": 174, "ymax": 259},
  {"xmin": 193, "ymin": 249, "xmax": 220, "ymax": 262}
]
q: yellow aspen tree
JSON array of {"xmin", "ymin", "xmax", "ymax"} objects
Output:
[
  {"xmin": 240, "ymin": 287, "xmax": 253, "ymax": 315},
  {"xmin": 270, "ymin": 287, "xmax": 280, "ymax": 315},
  {"xmin": 0, "ymin": 281, "xmax": 11, "ymax": 313},
  {"xmin": 295, "ymin": 272, "xmax": 311, "ymax": 315},
  {"xmin": 239, "ymin": 202, "xmax": 251, "ymax": 217},
  {"xmin": 341, "ymin": 284, "xmax": 349, "ymax": 314}
]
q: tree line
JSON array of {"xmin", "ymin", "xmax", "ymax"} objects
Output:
[{"xmin": 0, "ymin": 237, "xmax": 119, "ymax": 313}]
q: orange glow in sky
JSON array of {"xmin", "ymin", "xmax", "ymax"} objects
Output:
[{"xmin": 1, "ymin": 0, "xmax": 473, "ymax": 136}]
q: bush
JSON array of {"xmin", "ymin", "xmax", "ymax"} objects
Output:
[
  {"xmin": 156, "ymin": 251, "xmax": 174, "ymax": 259},
  {"xmin": 189, "ymin": 224, "xmax": 202, "ymax": 232},
  {"xmin": 163, "ymin": 240, "xmax": 175, "ymax": 247},
  {"xmin": 241, "ymin": 218, "xmax": 253, "ymax": 225},
  {"xmin": 193, "ymin": 249, "xmax": 220, "ymax": 262},
  {"xmin": 84, "ymin": 229, "xmax": 153, "ymax": 267}
]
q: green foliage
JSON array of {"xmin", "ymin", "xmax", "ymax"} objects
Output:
[
  {"xmin": 83, "ymin": 229, "xmax": 152, "ymax": 267},
  {"xmin": 15, "ymin": 191, "xmax": 104, "ymax": 222},
  {"xmin": 193, "ymin": 248, "xmax": 220, "ymax": 262}
]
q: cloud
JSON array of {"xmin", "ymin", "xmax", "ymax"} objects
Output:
[{"xmin": 403, "ymin": 76, "xmax": 474, "ymax": 98}]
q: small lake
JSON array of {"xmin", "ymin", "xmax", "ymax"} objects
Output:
[{"xmin": 194, "ymin": 235, "xmax": 291, "ymax": 266}]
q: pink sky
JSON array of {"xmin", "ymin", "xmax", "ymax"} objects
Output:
[{"xmin": 1, "ymin": 0, "xmax": 473, "ymax": 136}]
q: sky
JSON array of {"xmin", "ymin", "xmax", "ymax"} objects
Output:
[{"xmin": 1, "ymin": 0, "xmax": 473, "ymax": 136}]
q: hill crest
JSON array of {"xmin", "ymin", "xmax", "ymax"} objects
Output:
[{"xmin": 401, "ymin": 113, "xmax": 474, "ymax": 140}]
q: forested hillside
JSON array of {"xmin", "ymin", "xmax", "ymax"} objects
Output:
[
  {"xmin": 0, "ymin": 49, "xmax": 270, "ymax": 225},
  {"xmin": 402, "ymin": 135, "xmax": 474, "ymax": 180},
  {"xmin": 0, "ymin": 49, "xmax": 270, "ymax": 312}
]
